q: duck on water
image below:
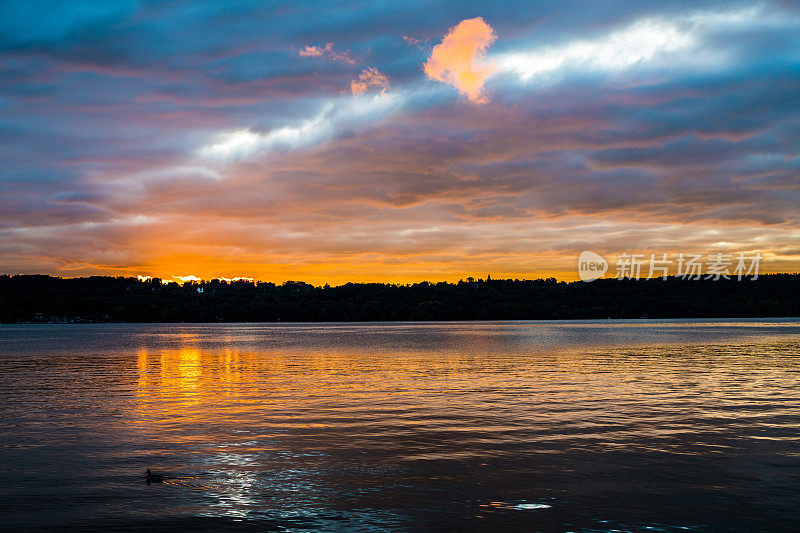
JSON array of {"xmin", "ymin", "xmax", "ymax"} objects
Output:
[{"xmin": 145, "ymin": 469, "xmax": 164, "ymax": 484}]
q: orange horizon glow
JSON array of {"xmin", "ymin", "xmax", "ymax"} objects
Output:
[{"xmin": 8, "ymin": 247, "xmax": 797, "ymax": 287}]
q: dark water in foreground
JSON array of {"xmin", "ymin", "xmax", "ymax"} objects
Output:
[{"xmin": 0, "ymin": 320, "xmax": 798, "ymax": 532}]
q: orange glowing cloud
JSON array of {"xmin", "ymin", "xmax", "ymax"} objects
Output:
[
  {"xmin": 402, "ymin": 35, "xmax": 424, "ymax": 48},
  {"xmin": 299, "ymin": 42, "xmax": 355, "ymax": 63},
  {"xmin": 299, "ymin": 43, "xmax": 331, "ymax": 57},
  {"xmin": 350, "ymin": 67, "xmax": 390, "ymax": 95},
  {"xmin": 423, "ymin": 17, "xmax": 497, "ymax": 103}
]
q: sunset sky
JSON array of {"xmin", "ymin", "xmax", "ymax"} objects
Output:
[{"xmin": 1, "ymin": 1, "xmax": 799, "ymax": 283}]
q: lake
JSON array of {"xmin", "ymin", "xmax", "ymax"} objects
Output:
[{"xmin": 1, "ymin": 320, "xmax": 799, "ymax": 532}]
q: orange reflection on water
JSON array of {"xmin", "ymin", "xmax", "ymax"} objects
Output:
[{"xmin": 129, "ymin": 323, "xmax": 800, "ymax": 453}]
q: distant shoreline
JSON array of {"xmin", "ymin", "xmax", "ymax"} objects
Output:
[
  {"xmin": 5, "ymin": 317, "xmax": 800, "ymax": 326},
  {"xmin": 2, "ymin": 274, "xmax": 799, "ymax": 323}
]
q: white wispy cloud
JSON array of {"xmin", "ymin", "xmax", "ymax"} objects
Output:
[
  {"xmin": 497, "ymin": 18, "xmax": 695, "ymax": 81},
  {"xmin": 198, "ymin": 92, "xmax": 405, "ymax": 161},
  {"xmin": 496, "ymin": 4, "xmax": 797, "ymax": 83}
]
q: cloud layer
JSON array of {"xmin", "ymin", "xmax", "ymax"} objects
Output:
[{"xmin": 1, "ymin": 1, "xmax": 799, "ymax": 283}]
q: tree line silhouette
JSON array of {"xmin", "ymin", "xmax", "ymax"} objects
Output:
[{"xmin": 1, "ymin": 273, "xmax": 798, "ymax": 323}]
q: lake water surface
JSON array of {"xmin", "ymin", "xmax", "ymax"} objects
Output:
[{"xmin": 1, "ymin": 320, "xmax": 799, "ymax": 532}]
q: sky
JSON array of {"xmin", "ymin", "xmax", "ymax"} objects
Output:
[{"xmin": 1, "ymin": 0, "xmax": 799, "ymax": 284}]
